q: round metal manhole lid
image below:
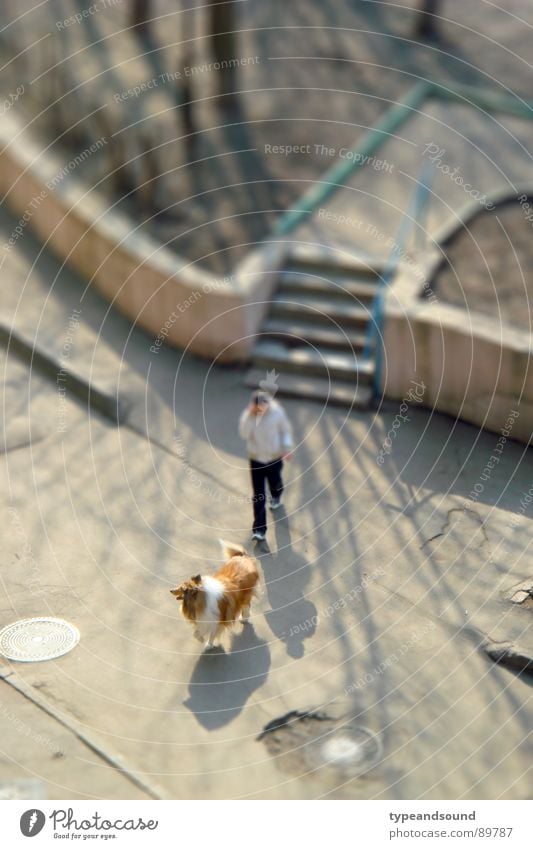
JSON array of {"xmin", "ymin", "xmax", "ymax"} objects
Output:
[
  {"xmin": 259, "ymin": 711, "xmax": 383, "ymax": 779},
  {"xmin": 0, "ymin": 617, "xmax": 80, "ymax": 662},
  {"xmin": 304, "ymin": 725, "xmax": 383, "ymax": 777}
]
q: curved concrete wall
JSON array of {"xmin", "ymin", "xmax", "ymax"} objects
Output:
[
  {"xmin": 0, "ymin": 113, "xmax": 283, "ymax": 362},
  {"xmin": 2, "ymin": 113, "xmax": 530, "ymax": 444},
  {"xmin": 383, "ymin": 296, "xmax": 532, "ymax": 445},
  {"xmin": 381, "ymin": 192, "xmax": 533, "ymax": 446}
]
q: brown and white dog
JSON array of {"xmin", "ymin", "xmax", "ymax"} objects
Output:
[{"xmin": 170, "ymin": 541, "xmax": 261, "ymax": 649}]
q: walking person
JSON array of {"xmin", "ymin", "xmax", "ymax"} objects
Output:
[{"xmin": 239, "ymin": 389, "xmax": 293, "ymax": 541}]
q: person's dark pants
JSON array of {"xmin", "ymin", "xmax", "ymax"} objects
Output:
[{"xmin": 250, "ymin": 458, "xmax": 283, "ymax": 534}]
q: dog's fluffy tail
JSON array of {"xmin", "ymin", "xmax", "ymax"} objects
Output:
[{"xmin": 219, "ymin": 539, "xmax": 247, "ymax": 559}]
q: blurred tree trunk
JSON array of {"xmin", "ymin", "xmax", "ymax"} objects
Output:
[
  {"xmin": 210, "ymin": 0, "xmax": 237, "ymax": 107},
  {"xmin": 131, "ymin": 0, "xmax": 150, "ymax": 41},
  {"xmin": 416, "ymin": 0, "xmax": 440, "ymax": 40}
]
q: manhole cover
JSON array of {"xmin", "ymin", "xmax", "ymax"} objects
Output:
[
  {"xmin": 304, "ymin": 725, "xmax": 383, "ymax": 777},
  {"xmin": 259, "ymin": 711, "xmax": 383, "ymax": 779},
  {"xmin": 0, "ymin": 618, "xmax": 80, "ymax": 662}
]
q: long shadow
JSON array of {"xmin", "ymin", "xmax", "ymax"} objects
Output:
[
  {"xmin": 259, "ymin": 506, "xmax": 317, "ymax": 658},
  {"xmin": 348, "ymin": 0, "xmax": 487, "ymax": 90},
  {"xmin": 184, "ymin": 623, "xmax": 270, "ymax": 730},
  {"xmin": 286, "ymin": 412, "xmax": 407, "ymax": 791},
  {"xmin": 297, "ymin": 414, "xmax": 395, "ymax": 713},
  {"xmin": 181, "ymin": 104, "xmax": 280, "ymax": 275},
  {"xmin": 331, "ymin": 408, "xmax": 533, "ymax": 755}
]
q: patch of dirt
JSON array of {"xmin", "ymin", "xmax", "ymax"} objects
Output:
[{"xmin": 433, "ymin": 202, "xmax": 533, "ymax": 332}]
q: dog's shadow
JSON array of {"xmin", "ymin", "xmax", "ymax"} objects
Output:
[
  {"xmin": 183, "ymin": 624, "xmax": 270, "ymax": 730},
  {"xmin": 259, "ymin": 508, "xmax": 317, "ymax": 658}
]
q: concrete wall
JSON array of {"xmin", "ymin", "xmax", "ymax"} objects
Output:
[
  {"xmin": 3, "ymin": 110, "xmax": 530, "ymax": 443},
  {"xmin": 382, "ymin": 267, "xmax": 533, "ymax": 445},
  {"xmin": 0, "ymin": 114, "xmax": 284, "ymax": 362}
]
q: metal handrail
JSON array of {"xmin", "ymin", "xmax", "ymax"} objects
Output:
[
  {"xmin": 272, "ymin": 80, "xmax": 533, "ymax": 240},
  {"xmin": 362, "ymin": 161, "xmax": 435, "ymax": 395},
  {"xmin": 274, "ymin": 82, "xmax": 433, "ymax": 237}
]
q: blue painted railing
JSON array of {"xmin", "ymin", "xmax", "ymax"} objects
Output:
[{"xmin": 362, "ymin": 161, "xmax": 435, "ymax": 395}]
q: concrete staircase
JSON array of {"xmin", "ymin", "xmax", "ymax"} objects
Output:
[{"xmin": 245, "ymin": 251, "xmax": 385, "ymax": 408}]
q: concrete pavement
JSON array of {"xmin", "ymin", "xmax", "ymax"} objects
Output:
[{"xmin": 0, "ymin": 205, "xmax": 532, "ymax": 799}]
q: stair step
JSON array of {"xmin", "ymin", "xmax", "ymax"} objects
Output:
[
  {"xmin": 261, "ymin": 318, "xmax": 369, "ymax": 351},
  {"xmin": 244, "ymin": 368, "xmax": 374, "ymax": 409},
  {"xmin": 271, "ymin": 295, "xmax": 372, "ymax": 329},
  {"xmin": 251, "ymin": 340, "xmax": 374, "ymax": 383},
  {"xmin": 287, "ymin": 245, "xmax": 386, "ymax": 279},
  {"xmin": 278, "ymin": 270, "xmax": 379, "ymax": 302}
]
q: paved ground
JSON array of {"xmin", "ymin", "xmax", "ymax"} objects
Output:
[
  {"xmin": 434, "ymin": 201, "xmax": 533, "ymax": 330},
  {"xmin": 292, "ymin": 98, "xmax": 533, "ymax": 259},
  {"xmin": 4, "ymin": 1, "xmax": 533, "ymax": 274},
  {"xmin": 0, "ymin": 206, "xmax": 531, "ymax": 799}
]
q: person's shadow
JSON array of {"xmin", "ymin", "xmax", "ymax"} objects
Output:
[
  {"xmin": 260, "ymin": 508, "xmax": 317, "ymax": 658},
  {"xmin": 184, "ymin": 624, "xmax": 270, "ymax": 730}
]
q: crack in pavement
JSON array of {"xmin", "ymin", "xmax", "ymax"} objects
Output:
[{"xmin": 420, "ymin": 507, "xmax": 491, "ymax": 551}]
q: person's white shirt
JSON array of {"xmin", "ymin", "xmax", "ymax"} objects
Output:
[{"xmin": 239, "ymin": 399, "xmax": 293, "ymax": 463}]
